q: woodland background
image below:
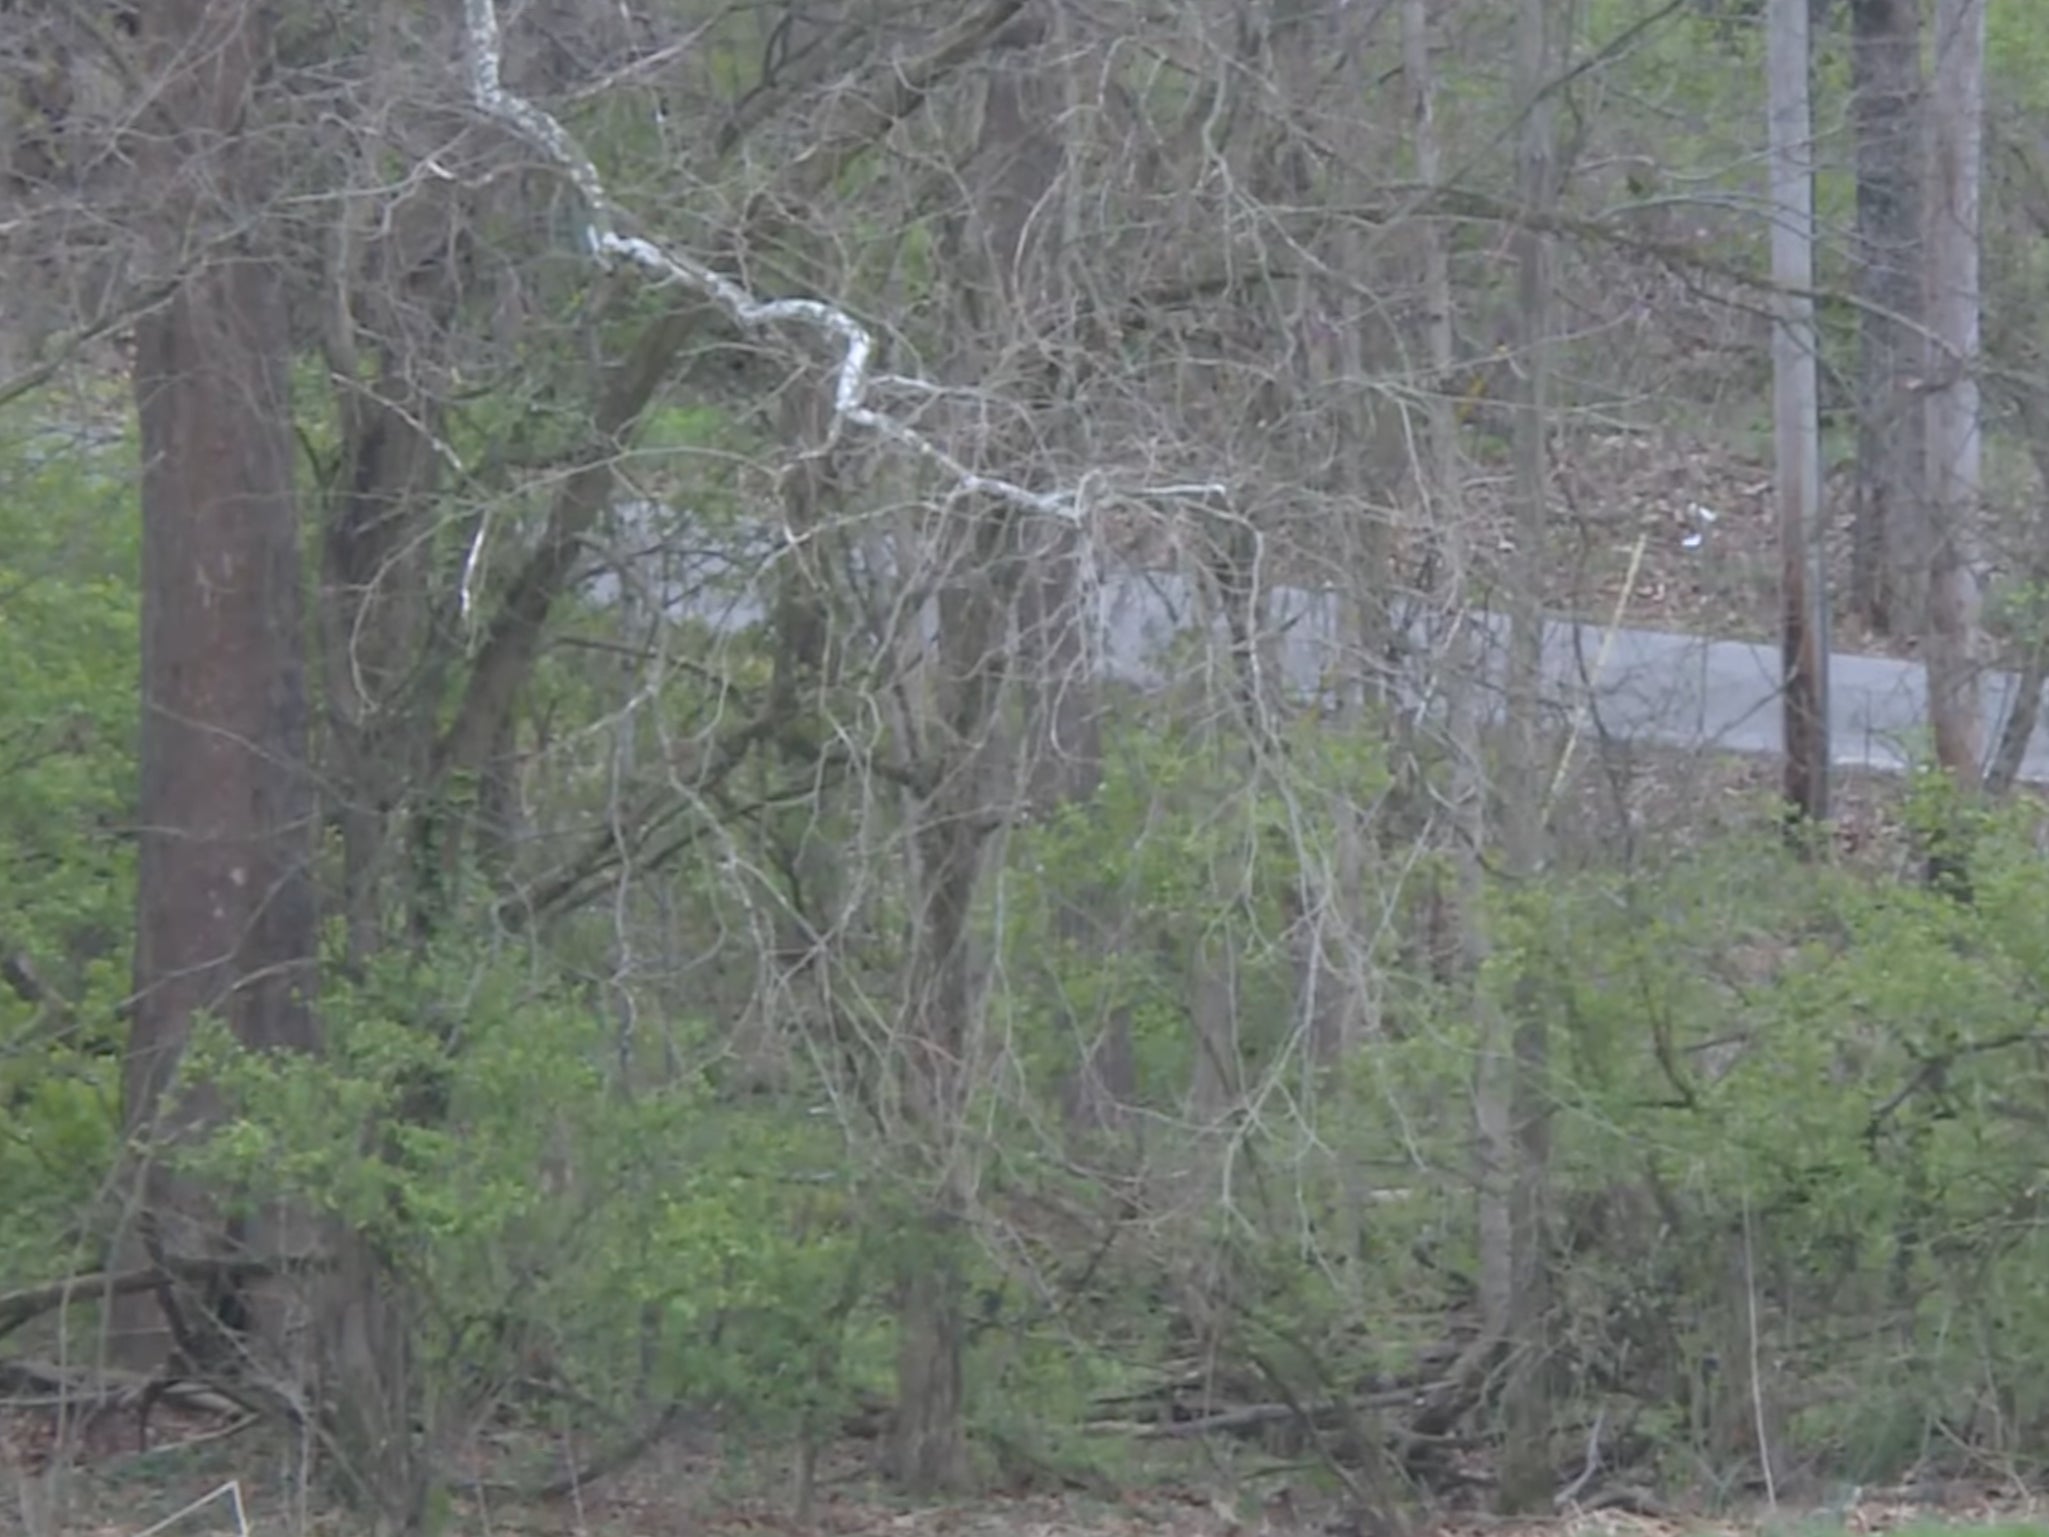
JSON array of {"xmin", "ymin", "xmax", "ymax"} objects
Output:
[{"xmin": 4, "ymin": 0, "xmax": 2049, "ymax": 1533}]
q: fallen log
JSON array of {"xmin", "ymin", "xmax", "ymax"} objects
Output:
[
  {"xmin": 0, "ymin": 1357, "xmax": 244, "ymax": 1419},
  {"xmin": 1091, "ymin": 1383, "xmax": 1441, "ymax": 1441},
  {"xmin": 0, "ymin": 1255, "xmax": 316, "ymax": 1346},
  {"xmin": 1088, "ymin": 1353, "xmax": 1457, "ymax": 1428}
]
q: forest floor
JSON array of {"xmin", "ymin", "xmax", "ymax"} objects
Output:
[
  {"xmin": 1504, "ymin": 420, "xmax": 2035, "ymax": 673},
  {"xmin": 7, "ymin": 1390, "xmax": 2048, "ymax": 1537},
  {"xmin": 1488, "ymin": 429, "xmax": 1900, "ymax": 661},
  {"xmin": 10, "ymin": 1409, "xmax": 2049, "ymax": 1537},
  {"xmin": 442, "ymin": 1483, "xmax": 2049, "ymax": 1537},
  {"xmin": 1545, "ymin": 731, "xmax": 2049, "ymax": 871}
]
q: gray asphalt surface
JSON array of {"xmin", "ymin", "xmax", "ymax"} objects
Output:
[
  {"xmin": 1097, "ymin": 568, "xmax": 2049, "ymax": 784},
  {"xmin": 639, "ymin": 533, "xmax": 2049, "ymax": 786}
]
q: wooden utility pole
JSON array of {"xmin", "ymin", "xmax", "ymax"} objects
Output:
[
  {"xmin": 1924, "ymin": 0, "xmax": 1986, "ymax": 797},
  {"xmin": 1769, "ymin": 0, "xmax": 1829, "ymax": 826}
]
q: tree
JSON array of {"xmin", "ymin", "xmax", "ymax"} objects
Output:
[
  {"xmin": 888, "ymin": 16, "xmax": 1067, "ymax": 1487},
  {"xmin": 1771, "ymin": 0, "xmax": 1828, "ymax": 827},
  {"xmin": 1849, "ymin": 0, "xmax": 1926, "ymax": 638},
  {"xmin": 1923, "ymin": 0, "xmax": 1988, "ymax": 876},
  {"xmin": 119, "ymin": 0, "xmax": 319, "ymax": 1372},
  {"xmin": 1277, "ymin": 0, "xmax": 1385, "ymax": 1071},
  {"xmin": 1490, "ymin": 0, "xmax": 1560, "ymax": 1511}
]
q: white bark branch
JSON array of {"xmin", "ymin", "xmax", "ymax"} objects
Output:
[{"xmin": 462, "ymin": 0, "xmax": 1216, "ymax": 525}]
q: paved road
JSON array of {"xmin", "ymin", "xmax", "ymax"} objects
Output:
[
  {"xmin": 1097, "ymin": 567, "xmax": 2049, "ymax": 783},
  {"xmin": 643, "ymin": 537, "xmax": 2049, "ymax": 786}
]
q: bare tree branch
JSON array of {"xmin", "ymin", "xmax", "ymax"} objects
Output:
[{"xmin": 459, "ymin": 0, "xmax": 1214, "ymax": 525}]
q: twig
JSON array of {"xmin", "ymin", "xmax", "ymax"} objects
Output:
[
  {"xmin": 1554, "ymin": 1406, "xmax": 1606, "ymax": 1508},
  {"xmin": 1102, "ymin": 1382, "xmax": 1438, "ymax": 1440},
  {"xmin": 0, "ymin": 279, "xmax": 179, "ymax": 414},
  {"xmin": 0, "ymin": 1360, "xmax": 243, "ymax": 1419},
  {"xmin": 1743, "ymin": 1187, "xmax": 1777, "ymax": 1509},
  {"xmin": 127, "ymin": 1414, "xmax": 259, "ymax": 1461},
  {"xmin": 557, "ymin": 18, "xmax": 723, "ymax": 105},
  {"xmin": 1546, "ymin": 530, "xmax": 1649, "ymax": 814},
  {"xmin": 133, "ymin": 1480, "xmax": 249, "ymax": 1537}
]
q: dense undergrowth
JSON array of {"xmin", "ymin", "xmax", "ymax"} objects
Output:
[
  {"xmin": 13, "ymin": 6, "xmax": 2049, "ymax": 1505},
  {"xmin": 6, "ymin": 404, "xmax": 2049, "ymax": 1507}
]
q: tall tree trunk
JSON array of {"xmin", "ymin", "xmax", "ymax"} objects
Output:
[
  {"xmin": 1187, "ymin": 927, "xmax": 1243, "ymax": 1123},
  {"xmin": 891, "ymin": 824, "xmax": 981, "ymax": 1493},
  {"xmin": 316, "ymin": 1, "xmax": 453, "ymax": 975},
  {"xmin": 893, "ymin": 1232, "xmax": 970, "ymax": 1491},
  {"xmin": 1850, "ymin": 0, "xmax": 1926, "ymax": 638},
  {"xmin": 1923, "ymin": 0, "xmax": 1986, "ymax": 885},
  {"xmin": 1985, "ymin": 430, "xmax": 2049, "ymax": 796},
  {"xmin": 322, "ymin": 372, "xmax": 439, "ymax": 969},
  {"xmin": 892, "ymin": 508, "xmax": 1010, "ymax": 1493},
  {"xmin": 1771, "ymin": 0, "xmax": 1828, "ymax": 826},
  {"xmin": 1026, "ymin": 513, "xmax": 1131, "ymax": 1135},
  {"xmin": 1282, "ymin": 0, "xmax": 1385, "ymax": 1069},
  {"xmin": 1492, "ymin": 0, "xmax": 1558, "ymax": 1511},
  {"xmin": 986, "ymin": 21, "xmax": 1128, "ymax": 1136},
  {"xmin": 1398, "ymin": 3, "xmax": 1477, "ymax": 940},
  {"xmin": 1409, "ymin": 0, "xmax": 1505, "ymax": 1368},
  {"xmin": 892, "ymin": 29, "xmax": 1059, "ymax": 1480},
  {"xmin": 119, "ymin": 0, "xmax": 319, "ymax": 1371},
  {"xmin": 1404, "ymin": 0, "xmax": 1461, "ymax": 611}
]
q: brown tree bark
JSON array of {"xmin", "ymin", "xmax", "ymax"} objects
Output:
[
  {"xmin": 123, "ymin": 13, "xmax": 434, "ymax": 1523},
  {"xmin": 891, "ymin": 26, "xmax": 1062, "ymax": 1487},
  {"xmin": 322, "ymin": 368, "xmax": 440, "ymax": 968},
  {"xmin": 121, "ymin": 0, "xmax": 318, "ymax": 1367},
  {"xmin": 1849, "ymin": 0, "xmax": 1926, "ymax": 638},
  {"xmin": 1278, "ymin": 0, "xmax": 1385, "ymax": 1070},
  {"xmin": 1492, "ymin": 0, "xmax": 1558, "ymax": 1511},
  {"xmin": 987, "ymin": 30, "xmax": 1132, "ymax": 1137},
  {"xmin": 1985, "ymin": 432, "xmax": 2049, "ymax": 797},
  {"xmin": 1772, "ymin": 0, "xmax": 1828, "ymax": 827},
  {"xmin": 1922, "ymin": 0, "xmax": 1987, "ymax": 887},
  {"xmin": 891, "ymin": 507, "xmax": 1011, "ymax": 1494}
]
